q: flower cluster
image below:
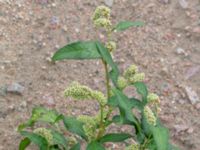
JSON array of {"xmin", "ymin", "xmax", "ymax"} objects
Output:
[
  {"xmin": 34, "ymin": 128, "xmax": 53, "ymax": 145},
  {"xmin": 117, "ymin": 76, "xmax": 127, "ymax": 90},
  {"xmin": 147, "ymin": 93, "xmax": 160, "ymax": 104},
  {"xmin": 144, "ymin": 106, "xmax": 157, "ymax": 126},
  {"xmin": 64, "ymin": 82, "xmax": 107, "ymax": 106},
  {"xmin": 123, "ymin": 64, "xmax": 145, "ymax": 84},
  {"xmin": 116, "ymin": 64, "xmax": 145, "ymax": 90},
  {"xmin": 77, "ymin": 115, "xmax": 97, "ymax": 141},
  {"xmin": 92, "ymin": 5, "xmax": 111, "ymax": 30},
  {"xmin": 106, "ymin": 41, "xmax": 116, "ymax": 52},
  {"xmin": 125, "ymin": 144, "xmax": 140, "ymax": 150}
]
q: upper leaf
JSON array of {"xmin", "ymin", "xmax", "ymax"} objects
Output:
[
  {"xmin": 114, "ymin": 21, "xmax": 144, "ymax": 31},
  {"xmin": 52, "ymin": 41, "xmax": 102, "ymax": 61},
  {"xmin": 86, "ymin": 141, "xmax": 105, "ymax": 150},
  {"xmin": 96, "ymin": 42, "xmax": 119, "ymax": 86},
  {"xmin": 99, "ymin": 133, "xmax": 132, "ymax": 143},
  {"xmin": 20, "ymin": 131, "xmax": 48, "ymax": 150}
]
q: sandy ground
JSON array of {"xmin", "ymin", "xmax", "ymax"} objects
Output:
[{"xmin": 0, "ymin": 0, "xmax": 200, "ymax": 149}]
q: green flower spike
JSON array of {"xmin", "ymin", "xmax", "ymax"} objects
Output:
[
  {"xmin": 92, "ymin": 5, "xmax": 111, "ymax": 21},
  {"xmin": 117, "ymin": 76, "xmax": 128, "ymax": 90},
  {"xmin": 125, "ymin": 144, "xmax": 140, "ymax": 150},
  {"xmin": 106, "ymin": 41, "xmax": 117, "ymax": 52},
  {"xmin": 124, "ymin": 64, "xmax": 138, "ymax": 79},
  {"xmin": 77, "ymin": 115, "xmax": 97, "ymax": 141},
  {"xmin": 64, "ymin": 82, "xmax": 107, "ymax": 106},
  {"xmin": 91, "ymin": 90, "xmax": 107, "ymax": 106},
  {"xmin": 94, "ymin": 18, "xmax": 112, "ymax": 29},
  {"xmin": 129, "ymin": 73, "xmax": 145, "ymax": 83},
  {"xmin": 64, "ymin": 82, "xmax": 92, "ymax": 100},
  {"xmin": 34, "ymin": 128, "xmax": 53, "ymax": 145},
  {"xmin": 147, "ymin": 93, "xmax": 160, "ymax": 104},
  {"xmin": 144, "ymin": 106, "xmax": 157, "ymax": 126}
]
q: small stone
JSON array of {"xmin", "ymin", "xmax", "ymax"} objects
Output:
[
  {"xmin": 20, "ymin": 101, "xmax": 27, "ymax": 108},
  {"xmin": 178, "ymin": 0, "xmax": 188, "ymax": 9},
  {"xmin": 6, "ymin": 83, "xmax": 25, "ymax": 95},
  {"xmin": 51, "ymin": 3, "xmax": 56, "ymax": 7},
  {"xmin": 104, "ymin": 0, "xmax": 113, "ymax": 7},
  {"xmin": 55, "ymin": 45, "xmax": 60, "ymax": 49},
  {"xmin": 176, "ymin": 47, "xmax": 188, "ymax": 56},
  {"xmin": 195, "ymin": 103, "xmax": 200, "ymax": 110},
  {"xmin": 75, "ymin": 28, "xmax": 80, "ymax": 33},
  {"xmin": 185, "ymin": 66, "xmax": 200, "ymax": 79},
  {"xmin": 184, "ymin": 86, "xmax": 199, "ymax": 104},
  {"xmin": 62, "ymin": 25, "xmax": 68, "ymax": 32},
  {"xmin": 174, "ymin": 124, "xmax": 189, "ymax": 133},
  {"xmin": 187, "ymin": 127, "xmax": 194, "ymax": 134}
]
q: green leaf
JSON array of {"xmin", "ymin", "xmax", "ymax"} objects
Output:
[
  {"xmin": 99, "ymin": 133, "xmax": 132, "ymax": 143},
  {"xmin": 107, "ymin": 96, "xmax": 118, "ymax": 107},
  {"xmin": 129, "ymin": 97, "xmax": 144, "ymax": 110},
  {"xmin": 152, "ymin": 126, "xmax": 169, "ymax": 150},
  {"xmin": 51, "ymin": 130, "xmax": 68, "ymax": 149},
  {"xmin": 70, "ymin": 143, "xmax": 81, "ymax": 150},
  {"xmin": 95, "ymin": 41, "xmax": 119, "ymax": 86},
  {"xmin": 20, "ymin": 131, "xmax": 48, "ymax": 150},
  {"xmin": 86, "ymin": 141, "xmax": 105, "ymax": 150},
  {"xmin": 18, "ymin": 107, "xmax": 60, "ymax": 131},
  {"xmin": 52, "ymin": 41, "xmax": 101, "ymax": 61},
  {"xmin": 168, "ymin": 144, "xmax": 179, "ymax": 150},
  {"xmin": 133, "ymin": 82, "xmax": 148, "ymax": 103},
  {"xmin": 63, "ymin": 116, "xmax": 87, "ymax": 140},
  {"xmin": 114, "ymin": 21, "xmax": 144, "ymax": 31},
  {"xmin": 112, "ymin": 88, "xmax": 138, "ymax": 124},
  {"xmin": 19, "ymin": 138, "xmax": 31, "ymax": 150}
]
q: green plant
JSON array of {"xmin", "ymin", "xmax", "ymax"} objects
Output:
[{"xmin": 18, "ymin": 5, "xmax": 178, "ymax": 150}]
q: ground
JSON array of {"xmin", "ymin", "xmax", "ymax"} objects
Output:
[{"xmin": 0, "ymin": 0, "xmax": 200, "ymax": 149}]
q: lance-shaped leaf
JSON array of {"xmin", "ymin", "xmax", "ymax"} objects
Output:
[
  {"xmin": 19, "ymin": 138, "xmax": 31, "ymax": 150},
  {"xmin": 20, "ymin": 131, "xmax": 48, "ymax": 150},
  {"xmin": 133, "ymin": 82, "xmax": 148, "ymax": 103},
  {"xmin": 51, "ymin": 130, "xmax": 68, "ymax": 149},
  {"xmin": 52, "ymin": 41, "xmax": 102, "ymax": 61},
  {"xmin": 114, "ymin": 21, "xmax": 144, "ymax": 31},
  {"xmin": 18, "ymin": 107, "xmax": 60, "ymax": 131},
  {"xmin": 62, "ymin": 116, "xmax": 87, "ymax": 141},
  {"xmin": 112, "ymin": 88, "xmax": 138, "ymax": 125},
  {"xmin": 86, "ymin": 141, "xmax": 105, "ymax": 150},
  {"xmin": 99, "ymin": 133, "xmax": 132, "ymax": 143},
  {"xmin": 96, "ymin": 41, "xmax": 119, "ymax": 86},
  {"xmin": 152, "ymin": 126, "xmax": 169, "ymax": 150}
]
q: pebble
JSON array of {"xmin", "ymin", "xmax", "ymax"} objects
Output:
[
  {"xmin": 104, "ymin": 0, "xmax": 113, "ymax": 7},
  {"xmin": 176, "ymin": 47, "xmax": 188, "ymax": 56},
  {"xmin": 185, "ymin": 66, "xmax": 200, "ymax": 79},
  {"xmin": 184, "ymin": 86, "xmax": 199, "ymax": 104},
  {"xmin": 178, "ymin": 0, "xmax": 188, "ymax": 9},
  {"xmin": 6, "ymin": 83, "xmax": 25, "ymax": 95},
  {"xmin": 195, "ymin": 103, "xmax": 200, "ymax": 110}
]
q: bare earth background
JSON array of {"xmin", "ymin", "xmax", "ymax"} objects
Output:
[{"xmin": 0, "ymin": 0, "xmax": 200, "ymax": 149}]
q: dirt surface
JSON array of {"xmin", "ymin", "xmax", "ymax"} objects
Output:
[{"xmin": 0, "ymin": 0, "xmax": 200, "ymax": 149}]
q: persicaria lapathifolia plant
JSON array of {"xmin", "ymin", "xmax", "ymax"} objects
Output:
[{"xmin": 18, "ymin": 5, "xmax": 179, "ymax": 150}]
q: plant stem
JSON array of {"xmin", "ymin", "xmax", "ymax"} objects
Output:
[{"xmin": 96, "ymin": 60, "xmax": 110, "ymax": 139}]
